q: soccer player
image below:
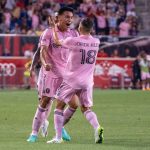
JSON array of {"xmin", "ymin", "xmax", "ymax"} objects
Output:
[
  {"xmin": 139, "ymin": 51, "xmax": 150, "ymax": 90},
  {"xmin": 27, "ymin": 7, "xmax": 79, "ymax": 142},
  {"xmin": 47, "ymin": 18, "xmax": 104, "ymax": 144}
]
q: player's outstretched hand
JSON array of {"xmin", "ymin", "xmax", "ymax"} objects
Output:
[
  {"xmin": 49, "ymin": 16, "xmax": 62, "ymax": 46},
  {"xmin": 48, "ymin": 15, "xmax": 55, "ymax": 28},
  {"xmin": 44, "ymin": 63, "xmax": 52, "ymax": 71}
]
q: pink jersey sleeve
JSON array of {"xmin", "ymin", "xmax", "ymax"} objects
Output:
[
  {"xmin": 62, "ymin": 37, "xmax": 75, "ymax": 49},
  {"xmin": 70, "ymin": 29, "xmax": 79, "ymax": 37},
  {"xmin": 38, "ymin": 32, "xmax": 44, "ymax": 48},
  {"xmin": 40, "ymin": 28, "xmax": 52, "ymax": 47}
]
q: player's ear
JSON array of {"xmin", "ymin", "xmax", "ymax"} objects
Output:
[
  {"xmin": 90, "ymin": 27, "xmax": 94, "ymax": 33},
  {"xmin": 57, "ymin": 15, "xmax": 61, "ymax": 22},
  {"xmin": 78, "ymin": 26, "xmax": 80, "ymax": 32},
  {"xmin": 78, "ymin": 23, "xmax": 81, "ymax": 33}
]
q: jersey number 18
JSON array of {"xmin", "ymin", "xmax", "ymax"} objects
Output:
[{"xmin": 80, "ymin": 49, "xmax": 97, "ymax": 64}]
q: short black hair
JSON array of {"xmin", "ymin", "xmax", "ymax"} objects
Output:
[
  {"xmin": 80, "ymin": 18, "xmax": 93, "ymax": 32},
  {"xmin": 58, "ymin": 7, "xmax": 74, "ymax": 15}
]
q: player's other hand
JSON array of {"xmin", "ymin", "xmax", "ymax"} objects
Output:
[
  {"xmin": 55, "ymin": 41, "xmax": 62, "ymax": 46},
  {"xmin": 44, "ymin": 63, "xmax": 52, "ymax": 71}
]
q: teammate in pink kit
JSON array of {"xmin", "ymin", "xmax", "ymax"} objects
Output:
[
  {"xmin": 47, "ymin": 18, "xmax": 104, "ymax": 144},
  {"xmin": 27, "ymin": 7, "xmax": 79, "ymax": 143}
]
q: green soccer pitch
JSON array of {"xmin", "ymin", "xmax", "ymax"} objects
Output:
[{"xmin": 0, "ymin": 89, "xmax": 150, "ymax": 150}]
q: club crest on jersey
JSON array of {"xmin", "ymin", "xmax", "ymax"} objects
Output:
[{"xmin": 52, "ymin": 43, "xmax": 61, "ymax": 48}]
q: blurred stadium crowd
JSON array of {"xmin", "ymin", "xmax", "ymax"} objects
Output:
[{"xmin": 0, "ymin": 0, "xmax": 138, "ymax": 36}]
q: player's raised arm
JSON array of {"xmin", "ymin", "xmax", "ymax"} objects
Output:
[{"xmin": 52, "ymin": 25, "xmax": 73, "ymax": 48}]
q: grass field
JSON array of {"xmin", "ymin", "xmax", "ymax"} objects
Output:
[{"xmin": 0, "ymin": 89, "xmax": 150, "ymax": 150}]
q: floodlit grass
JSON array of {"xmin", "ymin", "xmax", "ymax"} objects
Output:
[{"xmin": 0, "ymin": 89, "xmax": 150, "ymax": 150}]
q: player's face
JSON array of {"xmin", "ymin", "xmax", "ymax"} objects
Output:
[{"xmin": 58, "ymin": 11, "xmax": 73, "ymax": 30}]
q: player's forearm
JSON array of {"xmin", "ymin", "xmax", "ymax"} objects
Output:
[
  {"xmin": 53, "ymin": 27, "xmax": 62, "ymax": 45},
  {"xmin": 40, "ymin": 46, "xmax": 48, "ymax": 66},
  {"xmin": 40, "ymin": 46, "xmax": 52, "ymax": 71},
  {"xmin": 30, "ymin": 47, "xmax": 40, "ymax": 69}
]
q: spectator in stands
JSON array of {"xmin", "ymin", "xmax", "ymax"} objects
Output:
[
  {"xmin": 107, "ymin": 0, "xmax": 118, "ymax": 13},
  {"xmin": 123, "ymin": 48, "xmax": 131, "ymax": 58},
  {"xmin": 0, "ymin": 0, "xmax": 137, "ymax": 36},
  {"xmin": 70, "ymin": 14, "xmax": 80, "ymax": 29},
  {"xmin": 0, "ymin": 14, "xmax": 9, "ymax": 33},
  {"xmin": 32, "ymin": 10, "xmax": 39, "ymax": 30},
  {"xmin": 65, "ymin": 0, "xmax": 79, "ymax": 11},
  {"xmin": 119, "ymin": 17, "xmax": 131, "ymax": 37},
  {"xmin": 5, "ymin": 0, "xmax": 16, "ymax": 10},
  {"xmin": 94, "ymin": 11, "xmax": 107, "ymax": 35},
  {"xmin": 97, "ymin": 48, "xmax": 108, "ymax": 58},
  {"xmin": 116, "ymin": 8, "xmax": 126, "ymax": 27},
  {"xmin": 127, "ymin": 8, "xmax": 136, "ymax": 18},
  {"xmin": 107, "ymin": 11, "xmax": 118, "ymax": 34},
  {"xmin": 2, "ymin": 48, "xmax": 11, "ymax": 56},
  {"xmin": 126, "ymin": 0, "xmax": 135, "ymax": 12},
  {"xmin": 111, "ymin": 49, "xmax": 120, "ymax": 58},
  {"xmin": 79, "ymin": 0, "xmax": 94, "ymax": 17},
  {"xmin": 130, "ymin": 16, "xmax": 138, "ymax": 36},
  {"xmin": 107, "ymin": 28, "xmax": 119, "ymax": 42},
  {"xmin": 3, "ymin": 8, "xmax": 11, "ymax": 29}
]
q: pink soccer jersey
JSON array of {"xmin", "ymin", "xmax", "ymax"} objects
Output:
[
  {"xmin": 40, "ymin": 27, "xmax": 79, "ymax": 78},
  {"xmin": 38, "ymin": 32, "xmax": 44, "ymax": 48},
  {"xmin": 119, "ymin": 22, "xmax": 130, "ymax": 37},
  {"xmin": 62, "ymin": 35, "xmax": 100, "ymax": 89}
]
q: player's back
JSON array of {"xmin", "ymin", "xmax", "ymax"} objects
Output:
[{"xmin": 64, "ymin": 35, "xmax": 100, "ymax": 89}]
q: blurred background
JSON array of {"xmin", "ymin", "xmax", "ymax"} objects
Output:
[{"xmin": 0, "ymin": 0, "xmax": 150, "ymax": 90}]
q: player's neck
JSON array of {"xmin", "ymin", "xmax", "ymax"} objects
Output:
[
  {"xmin": 57, "ymin": 24, "xmax": 67, "ymax": 32},
  {"xmin": 80, "ymin": 32, "xmax": 91, "ymax": 36}
]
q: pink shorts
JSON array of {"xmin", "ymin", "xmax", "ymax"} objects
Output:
[
  {"xmin": 55, "ymin": 82, "xmax": 93, "ymax": 107},
  {"xmin": 37, "ymin": 73, "xmax": 63, "ymax": 99},
  {"xmin": 141, "ymin": 72, "xmax": 150, "ymax": 80}
]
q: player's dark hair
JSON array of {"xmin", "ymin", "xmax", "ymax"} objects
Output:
[
  {"xmin": 80, "ymin": 18, "xmax": 93, "ymax": 32},
  {"xmin": 58, "ymin": 7, "xmax": 74, "ymax": 15}
]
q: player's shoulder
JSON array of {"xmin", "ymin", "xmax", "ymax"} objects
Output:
[
  {"xmin": 41, "ymin": 27, "xmax": 53, "ymax": 37},
  {"xmin": 64, "ymin": 36, "xmax": 78, "ymax": 46},
  {"xmin": 43, "ymin": 27, "xmax": 53, "ymax": 32},
  {"xmin": 92, "ymin": 36, "xmax": 100, "ymax": 43},
  {"xmin": 65, "ymin": 36, "xmax": 76, "ymax": 42},
  {"xmin": 70, "ymin": 28, "xmax": 79, "ymax": 37},
  {"xmin": 70, "ymin": 28, "xmax": 77, "ymax": 32},
  {"xmin": 69, "ymin": 36, "xmax": 79, "ymax": 42},
  {"xmin": 41, "ymin": 27, "xmax": 52, "ymax": 34}
]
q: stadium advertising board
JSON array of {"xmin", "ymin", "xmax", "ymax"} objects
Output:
[
  {"xmin": 94, "ymin": 58, "xmax": 134, "ymax": 89},
  {"xmin": 0, "ymin": 57, "xmax": 134, "ymax": 89},
  {"xmin": 0, "ymin": 57, "xmax": 28, "ymax": 88}
]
